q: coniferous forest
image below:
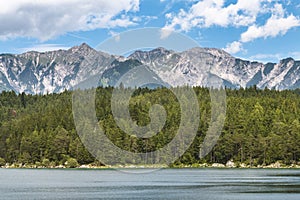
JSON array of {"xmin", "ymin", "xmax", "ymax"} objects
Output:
[{"xmin": 0, "ymin": 87, "xmax": 299, "ymax": 167}]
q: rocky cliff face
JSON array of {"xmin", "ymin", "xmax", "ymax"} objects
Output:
[
  {"xmin": 0, "ymin": 43, "xmax": 299, "ymax": 94},
  {"xmin": 129, "ymin": 47, "xmax": 300, "ymax": 90},
  {"xmin": 0, "ymin": 43, "xmax": 115, "ymax": 94}
]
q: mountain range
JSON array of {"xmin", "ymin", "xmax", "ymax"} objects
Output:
[{"xmin": 0, "ymin": 43, "xmax": 299, "ymax": 94}]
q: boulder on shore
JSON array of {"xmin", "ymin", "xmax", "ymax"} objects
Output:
[
  {"xmin": 226, "ymin": 160, "xmax": 236, "ymax": 168},
  {"xmin": 265, "ymin": 161, "xmax": 282, "ymax": 168},
  {"xmin": 239, "ymin": 163, "xmax": 248, "ymax": 168},
  {"xmin": 211, "ymin": 163, "xmax": 225, "ymax": 168}
]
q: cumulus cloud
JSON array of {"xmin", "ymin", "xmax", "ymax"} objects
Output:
[
  {"xmin": 223, "ymin": 41, "xmax": 243, "ymax": 54},
  {"xmin": 162, "ymin": 0, "xmax": 266, "ymax": 33},
  {"xmin": 241, "ymin": 13, "xmax": 300, "ymax": 43},
  {"xmin": 162, "ymin": 0, "xmax": 300, "ymax": 54},
  {"xmin": 160, "ymin": 27, "xmax": 174, "ymax": 39},
  {"xmin": 0, "ymin": 0, "xmax": 140, "ymax": 41}
]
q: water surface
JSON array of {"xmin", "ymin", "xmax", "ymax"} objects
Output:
[{"xmin": 0, "ymin": 168, "xmax": 299, "ymax": 200}]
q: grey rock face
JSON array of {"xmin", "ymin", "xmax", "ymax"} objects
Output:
[{"xmin": 0, "ymin": 44, "xmax": 299, "ymax": 94}]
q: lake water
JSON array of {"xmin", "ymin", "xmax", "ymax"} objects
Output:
[{"xmin": 0, "ymin": 168, "xmax": 300, "ymax": 200}]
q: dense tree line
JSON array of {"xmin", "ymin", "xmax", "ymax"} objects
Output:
[{"xmin": 0, "ymin": 86, "xmax": 299, "ymax": 167}]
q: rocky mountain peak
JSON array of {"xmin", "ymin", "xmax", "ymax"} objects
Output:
[
  {"xmin": 0, "ymin": 44, "xmax": 299, "ymax": 94},
  {"xmin": 280, "ymin": 57, "xmax": 294, "ymax": 63},
  {"xmin": 150, "ymin": 47, "xmax": 172, "ymax": 54},
  {"xmin": 68, "ymin": 43, "xmax": 95, "ymax": 54}
]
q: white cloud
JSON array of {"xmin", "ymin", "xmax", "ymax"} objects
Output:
[
  {"xmin": 131, "ymin": 15, "xmax": 158, "ymax": 25},
  {"xmin": 249, "ymin": 53, "xmax": 283, "ymax": 62},
  {"xmin": 163, "ymin": 0, "xmax": 267, "ymax": 33},
  {"xmin": 241, "ymin": 14, "xmax": 300, "ymax": 43},
  {"xmin": 249, "ymin": 51, "xmax": 300, "ymax": 62},
  {"xmin": 108, "ymin": 31, "xmax": 121, "ymax": 42},
  {"xmin": 20, "ymin": 44, "xmax": 70, "ymax": 53},
  {"xmin": 162, "ymin": 0, "xmax": 300, "ymax": 54},
  {"xmin": 290, "ymin": 52, "xmax": 300, "ymax": 60},
  {"xmin": 160, "ymin": 27, "xmax": 174, "ymax": 39},
  {"xmin": 223, "ymin": 41, "xmax": 243, "ymax": 54},
  {"xmin": 0, "ymin": 0, "xmax": 140, "ymax": 41}
]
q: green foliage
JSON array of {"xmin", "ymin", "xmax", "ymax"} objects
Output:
[
  {"xmin": 65, "ymin": 158, "xmax": 79, "ymax": 168},
  {"xmin": 0, "ymin": 87, "xmax": 299, "ymax": 167},
  {"xmin": 0, "ymin": 157, "xmax": 6, "ymax": 166},
  {"xmin": 42, "ymin": 158, "xmax": 50, "ymax": 167}
]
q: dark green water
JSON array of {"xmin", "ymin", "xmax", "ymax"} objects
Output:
[{"xmin": 0, "ymin": 168, "xmax": 300, "ymax": 199}]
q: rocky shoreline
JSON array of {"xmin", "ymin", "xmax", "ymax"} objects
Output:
[{"xmin": 1, "ymin": 160, "xmax": 300, "ymax": 169}]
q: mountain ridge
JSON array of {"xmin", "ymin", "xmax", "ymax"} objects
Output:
[{"xmin": 0, "ymin": 43, "xmax": 299, "ymax": 94}]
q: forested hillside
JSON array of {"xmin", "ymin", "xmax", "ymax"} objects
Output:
[{"xmin": 0, "ymin": 87, "xmax": 299, "ymax": 167}]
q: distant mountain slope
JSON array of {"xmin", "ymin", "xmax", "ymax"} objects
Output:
[
  {"xmin": 0, "ymin": 43, "xmax": 115, "ymax": 94},
  {"xmin": 129, "ymin": 47, "xmax": 300, "ymax": 90},
  {"xmin": 0, "ymin": 43, "xmax": 299, "ymax": 94}
]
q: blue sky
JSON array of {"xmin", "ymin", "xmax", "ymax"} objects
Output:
[{"xmin": 0, "ymin": 0, "xmax": 300, "ymax": 63}]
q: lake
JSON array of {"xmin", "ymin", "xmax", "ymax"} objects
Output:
[{"xmin": 0, "ymin": 168, "xmax": 299, "ymax": 200}]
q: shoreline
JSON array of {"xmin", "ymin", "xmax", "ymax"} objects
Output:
[{"xmin": 2, "ymin": 162, "xmax": 300, "ymax": 170}]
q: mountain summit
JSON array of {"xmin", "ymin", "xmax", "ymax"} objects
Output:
[{"xmin": 0, "ymin": 44, "xmax": 299, "ymax": 94}]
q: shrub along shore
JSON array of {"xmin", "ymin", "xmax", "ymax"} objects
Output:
[{"xmin": 1, "ymin": 161, "xmax": 300, "ymax": 169}]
